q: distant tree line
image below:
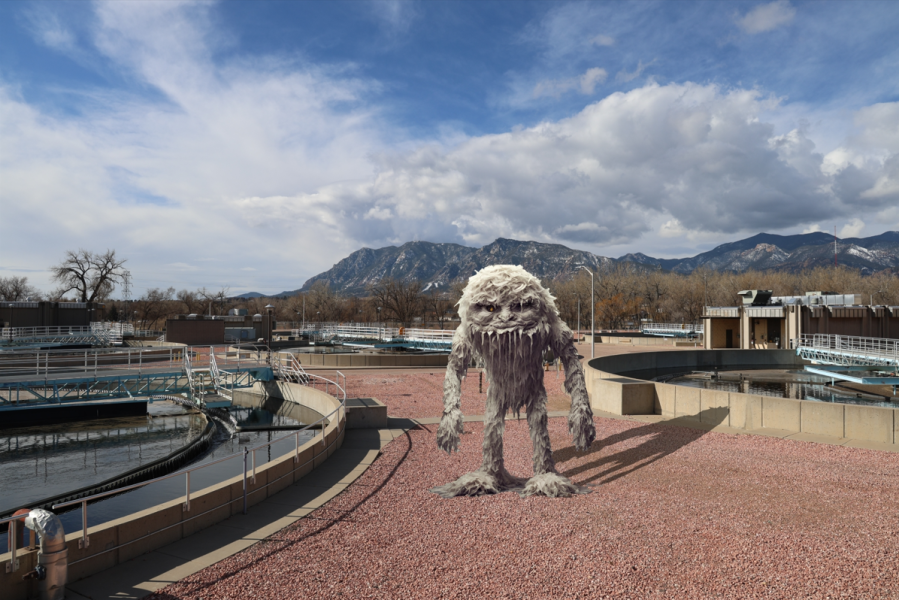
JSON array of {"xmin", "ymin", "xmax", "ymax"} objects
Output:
[{"xmin": 3, "ymin": 248, "xmax": 897, "ymax": 332}]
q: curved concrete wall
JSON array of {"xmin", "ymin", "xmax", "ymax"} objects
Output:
[
  {"xmin": 1, "ymin": 383, "xmax": 345, "ymax": 600},
  {"xmin": 585, "ymin": 349, "xmax": 899, "ymax": 447}
]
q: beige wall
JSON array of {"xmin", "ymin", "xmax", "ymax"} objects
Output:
[
  {"xmin": 585, "ymin": 349, "xmax": 898, "ymax": 447},
  {"xmin": 708, "ymin": 318, "xmax": 740, "ymax": 349}
]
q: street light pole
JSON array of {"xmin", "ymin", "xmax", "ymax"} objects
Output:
[
  {"xmin": 578, "ymin": 266, "xmax": 595, "ymax": 359},
  {"xmin": 577, "ymin": 297, "xmax": 580, "ymax": 341}
]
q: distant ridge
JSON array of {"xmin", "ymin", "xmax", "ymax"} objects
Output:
[{"xmin": 249, "ymin": 231, "xmax": 899, "ymax": 297}]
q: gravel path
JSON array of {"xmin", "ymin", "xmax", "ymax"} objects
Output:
[
  {"xmin": 323, "ymin": 369, "xmax": 573, "ymax": 417},
  {"xmin": 148, "ymin": 372, "xmax": 899, "ymax": 599}
]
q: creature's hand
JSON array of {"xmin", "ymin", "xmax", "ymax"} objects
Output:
[
  {"xmin": 436, "ymin": 407, "xmax": 464, "ymax": 453},
  {"xmin": 568, "ymin": 391, "xmax": 596, "ymax": 452}
]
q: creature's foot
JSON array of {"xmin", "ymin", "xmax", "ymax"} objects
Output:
[
  {"xmin": 430, "ymin": 469, "xmax": 525, "ymax": 498},
  {"xmin": 520, "ymin": 472, "xmax": 589, "ymax": 498}
]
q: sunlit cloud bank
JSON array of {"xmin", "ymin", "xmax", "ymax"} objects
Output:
[{"xmin": 265, "ymin": 83, "xmax": 899, "ymax": 250}]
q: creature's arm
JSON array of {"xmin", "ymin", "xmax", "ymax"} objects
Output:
[
  {"xmin": 552, "ymin": 323, "xmax": 596, "ymax": 452},
  {"xmin": 437, "ymin": 328, "xmax": 471, "ymax": 453}
]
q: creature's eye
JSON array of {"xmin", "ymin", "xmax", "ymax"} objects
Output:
[{"xmin": 485, "ymin": 305, "xmax": 495, "ymax": 312}]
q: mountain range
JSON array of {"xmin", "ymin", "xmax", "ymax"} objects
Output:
[{"xmin": 251, "ymin": 231, "xmax": 899, "ymax": 297}]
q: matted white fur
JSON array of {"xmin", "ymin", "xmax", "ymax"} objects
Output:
[{"xmin": 432, "ymin": 264, "xmax": 596, "ymax": 499}]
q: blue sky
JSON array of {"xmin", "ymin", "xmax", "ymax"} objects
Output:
[{"xmin": 1, "ymin": 0, "xmax": 898, "ymax": 296}]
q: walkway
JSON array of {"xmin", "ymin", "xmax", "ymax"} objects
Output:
[{"xmin": 66, "ymin": 426, "xmax": 409, "ymax": 599}]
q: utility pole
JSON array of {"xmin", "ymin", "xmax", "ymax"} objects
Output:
[{"xmin": 578, "ymin": 267, "xmax": 595, "ymax": 359}]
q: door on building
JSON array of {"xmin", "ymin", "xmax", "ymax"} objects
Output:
[
  {"xmin": 767, "ymin": 318, "xmax": 782, "ymax": 349},
  {"xmin": 725, "ymin": 329, "xmax": 733, "ymax": 348}
]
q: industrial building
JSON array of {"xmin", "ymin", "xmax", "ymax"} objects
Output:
[
  {"xmin": 165, "ymin": 311, "xmax": 275, "ymax": 345},
  {"xmin": 1, "ymin": 301, "xmax": 105, "ymax": 328},
  {"xmin": 702, "ymin": 291, "xmax": 899, "ymax": 350}
]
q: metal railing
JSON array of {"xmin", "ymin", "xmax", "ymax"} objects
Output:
[
  {"xmin": 641, "ymin": 323, "xmax": 703, "ymax": 336},
  {"xmin": 273, "ymin": 351, "xmax": 310, "ymax": 384},
  {"xmin": 1, "ymin": 325, "xmax": 93, "ymax": 341},
  {"xmin": 795, "ymin": 334, "xmax": 899, "ymax": 367},
  {"xmin": 133, "ymin": 329, "xmax": 164, "ymax": 338},
  {"xmin": 1, "ymin": 513, "xmax": 36, "ymax": 574},
  {"xmin": 0, "ymin": 345, "xmax": 268, "ymax": 405},
  {"xmin": 44, "ymin": 372, "xmax": 346, "ymax": 566},
  {"xmin": 293, "ymin": 323, "xmax": 455, "ymax": 345}
]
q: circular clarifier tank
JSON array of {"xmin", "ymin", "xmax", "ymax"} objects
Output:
[{"xmin": 0, "ymin": 400, "xmax": 206, "ymax": 514}]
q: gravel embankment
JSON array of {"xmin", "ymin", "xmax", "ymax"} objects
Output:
[{"xmin": 149, "ymin": 372, "xmax": 899, "ymax": 599}]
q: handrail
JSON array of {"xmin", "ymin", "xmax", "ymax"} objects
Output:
[
  {"xmin": 293, "ymin": 323, "xmax": 455, "ymax": 343},
  {"xmin": 50, "ymin": 371, "xmax": 347, "ymax": 551},
  {"xmin": 795, "ymin": 333, "xmax": 899, "ymax": 366},
  {"xmin": 1, "ymin": 513, "xmax": 35, "ymax": 574}
]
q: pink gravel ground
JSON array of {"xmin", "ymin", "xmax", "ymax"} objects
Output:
[
  {"xmin": 149, "ymin": 371, "xmax": 899, "ymax": 599},
  {"xmin": 320, "ymin": 368, "xmax": 574, "ymax": 417}
]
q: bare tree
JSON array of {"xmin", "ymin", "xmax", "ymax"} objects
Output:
[
  {"xmin": 51, "ymin": 249, "xmax": 127, "ymax": 302},
  {"xmin": 198, "ymin": 286, "xmax": 231, "ymax": 315},
  {"xmin": 0, "ymin": 276, "xmax": 42, "ymax": 301},
  {"xmin": 306, "ymin": 281, "xmax": 340, "ymax": 323},
  {"xmin": 176, "ymin": 289, "xmax": 207, "ymax": 314},
  {"xmin": 134, "ymin": 287, "xmax": 175, "ymax": 330},
  {"xmin": 367, "ymin": 278, "xmax": 422, "ymax": 327},
  {"xmin": 422, "ymin": 287, "xmax": 455, "ymax": 328}
]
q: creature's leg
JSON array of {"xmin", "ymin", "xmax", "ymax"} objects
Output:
[
  {"xmin": 521, "ymin": 391, "xmax": 588, "ymax": 498},
  {"xmin": 430, "ymin": 388, "xmax": 524, "ymax": 498},
  {"xmin": 526, "ymin": 389, "xmax": 555, "ymax": 475}
]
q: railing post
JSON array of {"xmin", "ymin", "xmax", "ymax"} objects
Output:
[
  {"xmin": 243, "ymin": 448, "xmax": 249, "ymax": 515},
  {"xmin": 5, "ymin": 520, "xmax": 19, "ymax": 573},
  {"xmin": 80, "ymin": 500, "xmax": 90, "ymax": 548},
  {"xmin": 294, "ymin": 431, "xmax": 299, "ymax": 463},
  {"xmin": 252, "ymin": 449, "xmax": 257, "ymax": 484},
  {"xmin": 184, "ymin": 471, "xmax": 191, "ymax": 511}
]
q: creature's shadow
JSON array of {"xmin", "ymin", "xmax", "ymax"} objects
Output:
[{"xmin": 553, "ymin": 407, "xmax": 730, "ymax": 487}]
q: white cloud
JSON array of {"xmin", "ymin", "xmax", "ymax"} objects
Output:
[
  {"xmin": 736, "ymin": 1, "xmax": 796, "ymax": 35},
  {"xmin": 579, "ymin": 68, "xmax": 608, "ymax": 94},
  {"xmin": 659, "ymin": 219, "xmax": 687, "ymax": 238},
  {"xmin": 533, "ymin": 67, "xmax": 607, "ymax": 98},
  {"xmin": 802, "ymin": 224, "xmax": 822, "ymax": 234},
  {"xmin": 616, "ymin": 59, "xmax": 655, "ymax": 83},
  {"xmin": 22, "ymin": 6, "xmax": 78, "ymax": 52},
  {"xmin": 839, "ymin": 219, "xmax": 865, "ymax": 239},
  {"xmin": 369, "ymin": 0, "xmax": 418, "ymax": 35},
  {"xmin": 590, "ymin": 34, "xmax": 615, "ymax": 47},
  {"xmin": 0, "ymin": 2, "xmax": 382, "ymax": 295},
  {"xmin": 268, "ymin": 82, "xmax": 899, "ymax": 252}
]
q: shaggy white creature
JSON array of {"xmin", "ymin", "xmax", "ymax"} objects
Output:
[{"xmin": 432, "ymin": 264, "xmax": 596, "ymax": 498}]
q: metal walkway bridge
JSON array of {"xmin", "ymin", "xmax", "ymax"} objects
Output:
[
  {"xmin": 795, "ymin": 334, "xmax": 899, "ymax": 388},
  {"xmin": 295, "ymin": 324, "xmax": 454, "ymax": 351},
  {"xmin": 0, "ymin": 323, "xmax": 133, "ymax": 348},
  {"xmin": 641, "ymin": 323, "xmax": 703, "ymax": 338},
  {"xmin": 0, "ymin": 345, "xmax": 276, "ymax": 412}
]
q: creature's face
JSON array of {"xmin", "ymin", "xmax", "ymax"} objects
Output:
[
  {"xmin": 468, "ymin": 293, "xmax": 546, "ymax": 336},
  {"xmin": 459, "ymin": 265, "xmax": 557, "ymax": 340}
]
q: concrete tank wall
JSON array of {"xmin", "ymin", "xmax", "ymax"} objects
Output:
[
  {"xmin": 0, "ymin": 382, "xmax": 345, "ymax": 600},
  {"xmin": 585, "ymin": 349, "xmax": 898, "ymax": 447}
]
